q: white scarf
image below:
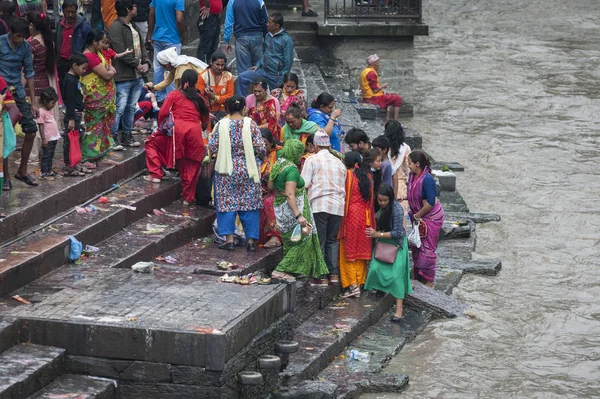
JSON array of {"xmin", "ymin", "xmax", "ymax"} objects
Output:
[
  {"xmin": 156, "ymin": 47, "xmax": 208, "ymax": 70},
  {"xmin": 390, "ymin": 143, "xmax": 410, "ymax": 176},
  {"xmin": 214, "ymin": 117, "xmax": 260, "ymax": 183}
]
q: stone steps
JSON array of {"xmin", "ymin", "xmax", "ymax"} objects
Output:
[
  {"xmin": 0, "ymin": 318, "xmax": 17, "ymax": 355},
  {"xmin": 0, "ymin": 177, "xmax": 181, "ymax": 298},
  {"xmin": 0, "ymin": 344, "xmax": 65, "ymax": 399},
  {"xmin": 26, "ymin": 374, "xmax": 116, "ymax": 399},
  {"xmin": 0, "ymin": 147, "xmax": 145, "ymax": 246},
  {"xmin": 280, "ymin": 292, "xmax": 395, "ymax": 387}
]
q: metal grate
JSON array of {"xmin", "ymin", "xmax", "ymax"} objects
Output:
[{"xmin": 324, "ymin": 0, "xmax": 422, "ymax": 24}]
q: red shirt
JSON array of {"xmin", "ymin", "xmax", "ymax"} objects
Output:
[
  {"xmin": 366, "ymin": 70, "xmax": 380, "ymax": 92},
  {"xmin": 59, "ymin": 20, "xmax": 75, "ymax": 60},
  {"xmin": 0, "ymin": 75, "xmax": 14, "ymax": 102},
  {"xmin": 84, "ymin": 52, "xmax": 102, "ymax": 72},
  {"xmin": 200, "ymin": 0, "xmax": 223, "ymax": 15}
]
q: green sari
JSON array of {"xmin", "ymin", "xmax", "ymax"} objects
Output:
[{"xmin": 270, "ymin": 140, "xmax": 328, "ymax": 278}]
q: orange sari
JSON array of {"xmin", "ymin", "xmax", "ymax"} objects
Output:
[{"xmin": 338, "ymin": 170, "xmax": 375, "ymax": 288}]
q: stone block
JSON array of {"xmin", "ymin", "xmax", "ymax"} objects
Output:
[
  {"xmin": 67, "ymin": 355, "xmax": 133, "ymax": 379},
  {"xmin": 116, "ymin": 382, "xmax": 236, "ymax": 399},
  {"xmin": 432, "ymin": 170, "xmax": 456, "ymax": 192},
  {"xmin": 274, "ymin": 380, "xmax": 337, "ymax": 399},
  {"xmin": 354, "ymin": 103, "xmax": 379, "ymax": 120},
  {"xmin": 404, "ymin": 127, "xmax": 422, "ymax": 150},
  {"xmin": 27, "ymin": 374, "xmax": 116, "ymax": 399},
  {"xmin": 404, "ymin": 281, "xmax": 469, "ymax": 318},
  {"xmin": 120, "ymin": 361, "xmax": 171, "ymax": 383}
]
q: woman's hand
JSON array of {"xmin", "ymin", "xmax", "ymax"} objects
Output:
[
  {"xmin": 365, "ymin": 227, "xmax": 377, "ymax": 238},
  {"xmin": 331, "ymin": 109, "xmax": 343, "ymax": 120},
  {"xmin": 297, "ymin": 215, "xmax": 308, "ymax": 227}
]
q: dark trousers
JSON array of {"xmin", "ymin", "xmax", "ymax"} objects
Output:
[
  {"xmin": 313, "ymin": 212, "xmax": 342, "ymax": 276},
  {"xmin": 14, "ymin": 94, "xmax": 37, "ymax": 134},
  {"xmin": 57, "ymin": 57, "xmax": 72, "ymax": 87},
  {"xmin": 196, "ymin": 13, "xmax": 221, "ymax": 64},
  {"xmin": 41, "ymin": 140, "xmax": 58, "ymax": 174},
  {"xmin": 195, "ymin": 163, "xmax": 214, "ymax": 206},
  {"xmin": 63, "ymin": 113, "xmax": 83, "ymax": 167}
]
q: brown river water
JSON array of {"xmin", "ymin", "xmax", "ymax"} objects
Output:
[{"xmin": 362, "ymin": 0, "xmax": 600, "ymax": 397}]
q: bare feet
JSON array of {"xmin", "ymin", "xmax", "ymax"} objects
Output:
[{"xmin": 263, "ymin": 236, "xmax": 282, "ymax": 248}]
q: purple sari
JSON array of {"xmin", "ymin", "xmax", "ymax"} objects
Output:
[{"xmin": 408, "ymin": 167, "xmax": 444, "ymax": 282}]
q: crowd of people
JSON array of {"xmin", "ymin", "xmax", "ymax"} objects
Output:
[{"xmin": 0, "ymin": 0, "xmax": 441, "ymax": 321}]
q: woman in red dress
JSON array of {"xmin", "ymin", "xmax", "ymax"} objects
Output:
[
  {"xmin": 259, "ymin": 128, "xmax": 283, "ymax": 248},
  {"xmin": 246, "ymin": 77, "xmax": 281, "ymax": 141},
  {"xmin": 144, "ymin": 69, "xmax": 210, "ymax": 205},
  {"xmin": 339, "ymin": 151, "xmax": 376, "ymax": 298}
]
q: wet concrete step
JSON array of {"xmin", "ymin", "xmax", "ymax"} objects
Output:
[
  {"xmin": 0, "ymin": 177, "xmax": 181, "ymax": 298},
  {"xmin": 0, "ymin": 317, "xmax": 18, "ymax": 354},
  {"xmin": 26, "ymin": 374, "xmax": 116, "ymax": 399},
  {"xmin": 404, "ymin": 280, "xmax": 469, "ymax": 318},
  {"xmin": 0, "ymin": 147, "xmax": 145, "ymax": 246},
  {"xmin": 438, "ymin": 257, "xmax": 502, "ymax": 276},
  {"xmin": 281, "ymin": 292, "xmax": 394, "ymax": 387},
  {"xmin": 0, "ymin": 343, "xmax": 65, "ymax": 399},
  {"xmin": 444, "ymin": 211, "xmax": 502, "ymax": 223}
]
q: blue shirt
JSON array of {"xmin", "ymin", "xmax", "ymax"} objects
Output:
[
  {"xmin": 223, "ymin": 0, "xmax": 268, "ymax": 44},
  {"xmin": 150, "ymin": 0, "xmax": 185, "ymax": 44},
  {"xmin": 422, "ymin": 173, "xmax": 436, "ymax": 206},
  {"xmin": 0, "ymin": 34, "xmax": 34, "ymax": 99},
  {"xmin": 307, "ymin": 108, "xmax": 343, "ymax": 152}
]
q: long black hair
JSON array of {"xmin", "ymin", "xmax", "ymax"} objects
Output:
[
  {"xmin": 408, "ymin": 150, "xmax": 431, "ymax": 172},
  {"xmin": 26, "ymin": 12, "xmax": 55, "ymax": 75},
  {"xmin": 344, "ymin": 150, "xmax": 371, "ymax": 202},
  {"xmin": 384, "ymin": 119, "xmax": 405, "ymax": 159},
  {"xmin": 261, "ymin": 128, "xmax": 282, "ymax": 148},
  {"xmin": 180, "ymin": 69, "xmax": 209, "ymax": 117},
  {"xmin": 376, "ymin": 183, "xmax": 395, "ymax": 232},
  {"xmin": 310, "ymin": 92, "xmax": 335, "ymax": 109},
  {"xmin": 85, "ymin": 28, "xmax": 106, "ymax": 47},
  {"xmin": 226, "ymin": 95, "xmax": 245, "ymax": 115}
]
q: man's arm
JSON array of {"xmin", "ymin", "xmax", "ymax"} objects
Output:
[
  {"xmin": 282, "ymin": 35, "xmax": 294, "ymax": 75},
  {"xmin": 23, "ymin": 50, "xmax": 38, "ymax": 116},
  {"xmin": 259, "ymin": 0, "xmax": 268, "ymax": 36},
  {"xmin": 176, "ymin": 10, "xmax": 185, "ymax": 43},
  {"xmin": 109, "ymin": 23, "xmax": 139, "ymax": 69},
  {"xmin": 223, "ymin": 0, "xmax": 235, "ymax": 45},
  {"xmin": 146, "ymin": 6, "xmax": 155, "ymax": 42}
]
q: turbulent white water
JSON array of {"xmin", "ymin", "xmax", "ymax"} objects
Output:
[{"xmin": 363, "ymin": 0, "xmax": 600, "ymax": 397}]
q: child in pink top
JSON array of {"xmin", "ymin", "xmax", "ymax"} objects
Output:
[{"xmin": 37, "ymin": 88, "xmax": 61, "ymax": 180}]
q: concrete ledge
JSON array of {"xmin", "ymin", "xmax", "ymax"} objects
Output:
[
  {"xmin": 0, "ymin": 317, "xmax": 18, "ymax": 354},
  {"xmin": 27, "ymin": 374, "xmax": 116, "ymax": 399},
  {"xmin": 318, "ymin": 23, "xmax": 428, "ymax": 37},
  {"xmin": 432, "ymin": 170, "xmax": 456, "ymax": 192}
]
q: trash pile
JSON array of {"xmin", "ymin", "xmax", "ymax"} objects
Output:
[{"xmin": 218, "ymin": 272, "xmax": 271, "ymax": 285}]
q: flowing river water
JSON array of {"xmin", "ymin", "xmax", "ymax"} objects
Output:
[{"xmin": 362, "ymin": 0, "xmax": 600, "ymax": 397}]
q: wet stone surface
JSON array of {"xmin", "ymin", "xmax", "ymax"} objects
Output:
[{"xmin": 27, "ymin": 374, "xmax": 116, "ymax": 399}]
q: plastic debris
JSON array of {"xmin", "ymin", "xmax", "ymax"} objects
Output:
[
  {"xmin": 153, "ymin": 208, "xmax": 165, "ymax": 216},
  {"xmin": 129, "ymin": 317, "xmax": 138, "ymax": 321},
  {"xmin": 217, "ymin": 261, "xmax": 233, "ymax": 270},
  {"xmin": 156, "ymin": 255, "xmax": 177, "ymax": 264},
  {"xmin": 131, "ymin": 261, "xmax": 154, "ymax": 273},
  {"xmin": 143, "ymin": 223, "xmax": 168, "ymax": 234},
  {"xmin": 84, "ymin": 245, "xmax": 100, "ymax": 253},
  {"xmin": 349, "ymin": 349, "xmax": 370, "ymax": 362},
  {"xmin": 98, "ymin": 196, "xmax": 110, "ymax": 204},
  {"xmin": 12, "ymin": 295, "xmax": 31, "ymax": 305},
  {"xmin": 112, "ymin": 204, "xmax": 137, "ymax": 211}
]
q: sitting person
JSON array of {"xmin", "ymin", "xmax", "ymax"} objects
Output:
[
  {"xmin": 360, "ymin": 54, "xmax": 402, "ymax": 123},
  {"xmin": 246, "ymin": 77, "xmax": 281, "ymax": 141},
  {"xmin": 282, "ymin": 104, "xmax": 319, "ymax": 144},
  {"xmin": 271, "ymin": 72, "xmax": 306, "ymax": 127}
]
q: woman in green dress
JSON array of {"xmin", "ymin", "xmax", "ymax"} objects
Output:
[
  {"xmin": 364, "ymin": 183, "xmax": 412, "ymax": 322},
  {"xmin": 269, "ymin": 139, "xmax": 329, "ymax": 281}
]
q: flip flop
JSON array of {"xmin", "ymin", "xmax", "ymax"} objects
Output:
[
  {"xmin": 3, "ymin": 180, "xmax": 12, "ymax": 191},
  {"xmin": 14, "ymin": 174, "xmax": 38, "ymax": 187}
]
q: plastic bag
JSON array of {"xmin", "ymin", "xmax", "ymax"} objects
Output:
[
  {"xmin": 68, "ymin": 130, "xmax": 82, "ymax": 167},
  {"xmin": 68, "ymin": 235, "xmax": 83, "ymax": 262},
  {"xmin": 2, "ymin": 112, "xmax": 16, "ymax": 158},
  {"xmin": 408, "ymin": 221, "xmax": 422, "ymax": 248},
  {"xmin": 290, "ymin": 224, "xmax": 302, "ymax": 242}
]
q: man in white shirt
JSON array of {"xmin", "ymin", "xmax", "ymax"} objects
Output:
[{"xmin": 301, "ymin": 130, "xmax": 346, "ymax": 286}]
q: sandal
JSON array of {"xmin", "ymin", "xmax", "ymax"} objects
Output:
[
  {"xmin": 3, "ymin": 180, "xmax": 12, "ymax": 191},
  {"xmin": 301, "ymin": 9, "xmax": 318, "ymax": 16},
  {"xmin": 143, "ymin": 175, "xmax": 161, "ymax": 183},
  {"xmin": 271, "ymin": 270, "xmax": 295, "ymax": 281},
  {"xmin": 14, "ymin": 174, "xmax": 39, "ymax": 187},
  {"xmin": 341, "ymin": 285, "xmax": 361, "ymax": 299},
  {"xmin": 83, "ymin": 162, "xmax": 97, "ymax": 169},
  {"xmin": 75, "ymin": 164, "xmax": 93, "ymax": 174},
  {"xmin": 63, "ymin": 167, "xmax": 85, "ymax": 177},
  {"xmin": 40, "ymin": 173, "xmax": 55, "ymax": 181}
]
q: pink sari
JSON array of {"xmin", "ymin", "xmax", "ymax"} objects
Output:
[{"xmin": 408, "ymin": 167, "xmax": 444, "ymax": 283}]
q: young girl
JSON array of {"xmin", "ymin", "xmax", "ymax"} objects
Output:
[
  {"xmin": 339, "ymin": 150, "xmax": 376, "ymax": 298},
  {"xmin": 101, "ymin": 35, "xmax": 133, "ymax": 67},
  {"xmin": 37, "ymin": 88, "xmax": 61, "ymax": 180}
]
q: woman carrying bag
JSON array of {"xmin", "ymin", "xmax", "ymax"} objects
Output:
[{"xmin": 364, "ymin": 184, "xmax": 412, "ymax": 322}]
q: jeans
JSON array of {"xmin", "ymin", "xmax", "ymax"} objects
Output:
[
  {"xmin": 313, "ymin": 212, "xmax": 342, "ymax": 276},
  {"xmin": 236, "ymin": 67, "xmax": 280, "ymax": 97},
  {"xmin": 235, "ymin": 35, "xmax": 263, "ymax": 76},
  {"xmin": 153, "ymin": 41, "xmax": 182, "ymax": 102},
  {"xmin": 112, "ymin": 78, "xmax": 144, "ymax": 141},
  {"xmin": 196, "ymin": 14, "xmax": 221, "ymax": 64},
  {"xmin": 40, "ymin": 140, "xmax": 58, "ymax": 174},
  {"xmin": 137, "ymin": 21, "xmax": 148, "ymax": 44}
]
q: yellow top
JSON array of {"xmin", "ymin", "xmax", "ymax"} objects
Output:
[
  {"xmin": 360, "ymin": 66, "xmax": 383, "ymax": 99},
  {"xmin": 154, "ymin": 63, "xmax": 205, "ymax": 92}
]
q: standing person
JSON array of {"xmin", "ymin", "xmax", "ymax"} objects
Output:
[
  {"xmin": 364, "ymin": 184, "xmax": 412, "ymax": 321},
  {"xmin": 236, "ymin": 12, "xmax": 294, "ymax": 96},
  {"xmin": 338, "ymin": 151, "xmax": 376, "ymax": 298},
  {"xmin": 108, "ymin": 0, "xmax": 150, "ymax": 148},
  {"xmin": 37, "ymin": 88, "xmax": 60, "ymax": 180},
  {"xmin": 153, "ymin": 47, "xmax": 207, "ymax": 93},
  {"xmin": 407, "ymin": 150, "xmax": 444, "ymax": 288},
  {"xmin": 26, "ymin": 11, "xmax": 57, "ymax": 166},
  {"xmin": 246, "ymin": 77, "xmax": 281, "ymax": 141},
  {"xmin": 223, "ymin": 0, "xmax": 267, "ymax": 75},
  {"xmin": 14, "ymin": 0, "xmax": 44, "ymax": 16},
  {"xmin": 367, "ymin": 148, "xmax": 383, "ymax": 211},
  {"xmin": 344, "ymin": 127, "xmax": 371, "ymax": 155},
  {"xmin": 101, "ymin": 0, "xmax": 117, "ymax": 28},
  {"xmin": 197, "ymin": 50, "xmax": 234, "ymax": 120},
  {"xmin": 359, "ymin": 54, "xmax": 403, "ymax": 123},
  {"xmin": 0, "ymin": 77, "xmax": 10, "ymax": 194},
  {"xmin": 259, "ymin": 127, "xmax": 282, "ymax": 248},
  {"xmin": 133, "ymin": 0, "xmax": 150, "ymax": 41},
  {"xmin": 81, "ymin": 29, "xmax": 118, "ymax": 161},
  {"xmin": 384, "ymin": 119, "xmax": 411, "ymax": 211},
  {"xmin": 307, "ymin": 92, "xmax": 344, "ymax": 152},
  {"xmin": 61, "ymin": 52, "xmax": 88, "ymax": 177},
  {"xmin": 0, "ymin": 17, "xmax": 40, "ymax": 188},
  {"xmin": 147, "ymin": 0, "xmax": 185, "ymax": 102},
  {"xmin": 56, "ymin": 0, "xmax": 91, "ymax": 84},
  {"xmin": 271, "ymin": 72, "xmax": 305, "ymax": 127},
  {"xmin": 301, "ymin": 129, "xmax": 346, "ymax": 286},
  {"xmin": 196, "ymin": 0, "xmax": 222, "ymax": 64},
  {"xmin": 145, "ymin": 70, "xmax": 209, "ymax": 204},
  {"xmin": 372, "ymin": 135, "xmax": 393, "ymax": 188},
  {"xmin": 281, "ymin": 104, "xmax": 319, "ymax": 144},
  {"xmin": 0, "ymin": 1, "xmax": 15, "ymax": 36},
  {"xmin": 209, "ymin": 95, "xmax": 266, "ymax": 252},
  {"xmin": 269, "ymin": 138, "xmax": 329, "ymax": 281}
]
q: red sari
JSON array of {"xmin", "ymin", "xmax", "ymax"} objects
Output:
[
  {"xmin": 338, "ymin": 170, "xmax": 376, "ymax": 288},
  {"xmin": 248, "ymin": 97, "xmax": 281, "ymax": 141},
  {"xmin": 259, "ymin": 146, "xmax": 283, "ymax": 245}
]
